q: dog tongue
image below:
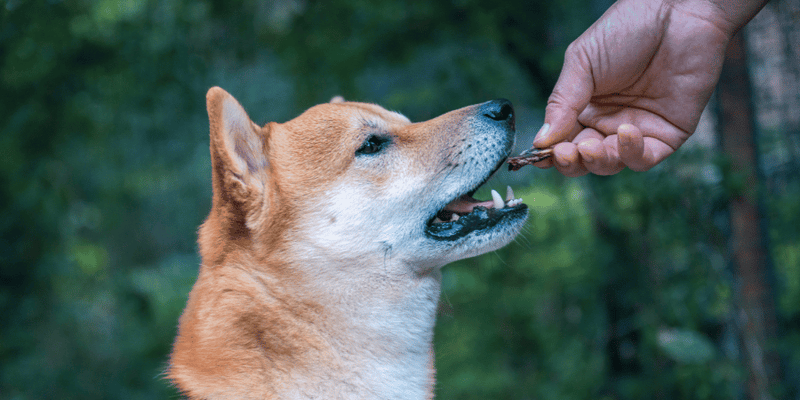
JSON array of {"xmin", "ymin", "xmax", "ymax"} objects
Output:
[{"xmin": 443, "ymin": 194, "xmax": 495, "ymax": 214}]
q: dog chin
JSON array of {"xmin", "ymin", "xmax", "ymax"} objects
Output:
[
  {"xmin": 424, "ymin": 208, "xmax": 528, "ymax": 266},
  {"xmin": 415, "ymin": 158, "xmax": 529, "ymax": 265}
]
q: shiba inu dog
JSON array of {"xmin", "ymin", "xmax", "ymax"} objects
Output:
[{"xmin": 168, "ymin": 87, "xmax": 528, "ymax": 399}]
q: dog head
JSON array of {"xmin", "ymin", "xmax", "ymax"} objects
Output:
[{"xmin": 200, "ymin": 87, "xmax": 527, "ymax": 274}]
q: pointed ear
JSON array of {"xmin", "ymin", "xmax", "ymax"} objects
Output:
[{"xmin": 206, "ymin": 87, "xmax": 268, "ymax": 196}]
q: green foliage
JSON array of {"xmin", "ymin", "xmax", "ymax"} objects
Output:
[
  {"xmin": 1, "ymin": 0, "xmax": 798, "ymax": 399},
  {"xmin": 657, "ymin": 328, "xmax": 716, "ymax": 364},
  {"xmin": 433, "ymin": 150, "xmax": 750, "ymax": 399}
]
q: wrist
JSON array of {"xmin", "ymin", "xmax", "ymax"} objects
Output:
[{"xmin": 668, "ymin": 0, "xmax": 769, "ymax": 36}]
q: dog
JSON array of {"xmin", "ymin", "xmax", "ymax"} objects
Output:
[{"xmin": 168, "ymin": 87, "xmax": 528, "ymax": 399}]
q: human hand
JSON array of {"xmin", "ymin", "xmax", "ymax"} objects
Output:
[{"xmin": 532, "ymin": 0, "xmax": 763, "ymax": 176}]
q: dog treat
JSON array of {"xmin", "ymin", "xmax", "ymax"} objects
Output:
[{"xmin": 507, "ymin": 148, "xmax": 553, "ymax": 171}]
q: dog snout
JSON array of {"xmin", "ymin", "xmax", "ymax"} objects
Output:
[{"xmin": 481, "ymin": 99, "xmax": 515, "ymax": 131}]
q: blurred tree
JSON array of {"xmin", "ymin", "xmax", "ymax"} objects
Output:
[
  {"xmin": 743, "ymin": 0, "xmax": 800, "ymax": 397},
  {"xmin": 264, "ymin": 0, "xmax": 595, "ymax": 109},
  {"xmin": 0, "ymin": 0, "xmax": 798, "ymax": 399},
  {"xmin": 717, "ymin": 31, "xmax": 779, "ymax": 400}
]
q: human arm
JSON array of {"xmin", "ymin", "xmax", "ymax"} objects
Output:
[{"xmin": 531, "ymin": 0, "xmax": 769, "ymax": 176}]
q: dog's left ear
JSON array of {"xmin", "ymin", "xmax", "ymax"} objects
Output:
[{"xmin": 206, "ymin": 87, "xmax": 268, "ymax": 199}]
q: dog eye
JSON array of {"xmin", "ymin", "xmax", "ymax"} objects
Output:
[{"xmin": 356, "ymin": 135, "xmax": 389, "ymax": 156}]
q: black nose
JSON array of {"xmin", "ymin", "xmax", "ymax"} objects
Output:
[{"xmin": 482, "ymin": 99, "xmax": 515, "ymax": 129}]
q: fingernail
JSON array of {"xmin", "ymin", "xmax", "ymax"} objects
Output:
[
  {"xmin": 535, "ymin": 123, "xmax": 550, "ymax": 139},
  {"xmin": 618, "ymin": 124, "xmax": 637, "ymax": 135},
  {"xmin": 533, "ymin": 124, "xmax": 551, "ymax": 146},
  {"xmin": 579, "ymin": 142, "xmax": 594, "ymax": 163}
]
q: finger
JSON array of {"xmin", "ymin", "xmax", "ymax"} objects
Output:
[
  {"xmin": 531, "ymin": 122, "xmax": 553, "ymax": 149},
  {"xmin": 615, "ymin": 123, "xmax": 677, "ymax": 171},
  {"xmin": 616, "ymin": 124, "xmax": 647, "ymax": 171},
  {"xmin": 638, "ymin": 137, "xmax": 678, "ymax": 171},
  {"xmin": 552, "ymin": 142, "xmax": 588, "ymax": 177},
  {"xmin": 533, "ymin": 157, "xmax": 553, "ymax": 169},
  {"xmin": 571, "ymin": 126, "xmax": 605, "ymax": 143},
  {"xmin": 534, "ymin": 42, "xmax": 594, "ymax": 148},
  {"xmin": 577, "ymin": 105, "xmax": 692, "ymax": 156},
  {"xmin": 534, "ymin": 120, "xmax": 583, "ymax": 169},
  {"xmin": 577, "ymin": 137, "xmax": 625, "ymax": 175}
]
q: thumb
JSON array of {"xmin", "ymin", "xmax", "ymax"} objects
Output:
[{"xmin": 534, "ymin": 43, "xmax": 594, "ymax": 148}]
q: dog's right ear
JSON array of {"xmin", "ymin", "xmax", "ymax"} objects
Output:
[{"xmin": 206, "ymin": 87, "xmax": 268, "ymax": 200}]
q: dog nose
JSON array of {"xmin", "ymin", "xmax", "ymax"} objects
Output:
[{"xmin": 482, "ymin": 99, "xmax": 515, "ymax": 130}]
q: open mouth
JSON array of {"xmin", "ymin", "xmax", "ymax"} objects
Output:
[{"xmin": 424, "ymin": 160, "xmax": 528, "ymax": 241}]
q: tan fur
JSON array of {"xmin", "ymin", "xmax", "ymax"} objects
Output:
[{"xmin": 168, "ymin": 87, "xmax": 524, "ymax": 399}]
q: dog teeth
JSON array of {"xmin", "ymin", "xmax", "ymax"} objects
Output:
[
  {"xmin": 501, "ymin": 186, "xmax": 523, "ymax": 207},
  {"xmin": 433, "ymin": 187, "xmax": 524, "ymax": 224},
  {"xmin": 432, "ymin": 213, "xmax": 461, "ymax": 224},
  {"xmin": 506, "ymin": 186, "xmax": 514, "ymax": 202},
  {"xmin": 491, "ymin": 189, "xmax": 505, "ymax": 209}
]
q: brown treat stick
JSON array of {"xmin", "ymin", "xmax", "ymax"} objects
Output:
[{"xmin": 507, "ymin": 148, "xmax": 553, "ymax": 171}]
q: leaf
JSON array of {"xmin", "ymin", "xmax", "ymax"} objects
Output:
[{"xmin": 657, "ymin": 328, "xmax": 716, "ymax": 364}]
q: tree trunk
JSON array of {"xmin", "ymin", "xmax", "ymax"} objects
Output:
[{"xmin": 717, "ymin": 31, "xmax": 780, "ymax": 400}]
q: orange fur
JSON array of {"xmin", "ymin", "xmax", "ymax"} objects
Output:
[{"xmin": 169, "ymin": 87, "xmax": 525, "ymax": 399}]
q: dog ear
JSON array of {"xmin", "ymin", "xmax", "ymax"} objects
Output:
[{"xmin": 206, "ymin": 87, "xmax": 268, "ymax": 199}]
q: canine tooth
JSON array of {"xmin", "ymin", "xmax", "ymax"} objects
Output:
[
  {"xmin": 451, "ymin": 213, "xmax": 460, "ymax": 222},
  {"xmin": 433, "ymin": 217, "xmax": 444, "ymax": 224},
  {"xmin": 506, "ymin": 186, "xmax": 515, "ymax": 202},
  {"xmin": 491, "ymin": 189, "xmax": 505, "ymax": 209}
]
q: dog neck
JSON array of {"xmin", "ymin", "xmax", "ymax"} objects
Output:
[
  {"xmin": 171, "ymin": 234, "xmax": 441, "ymax": 399},
  {"xmin": 277, "ymin": 246, "xmax": 442, "ymax": 399}
]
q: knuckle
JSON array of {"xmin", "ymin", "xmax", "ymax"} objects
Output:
[
  {"xmin": 565, "ymin": 40, "xmax": 582, "ymax": 57},
  {"xmin": 626, "ymin": 160, "xmax": 654, "ymax": 172},
  {"xmin": 556, "ymin": 162, "xmax": 587, "ymax": 177},
  {"xmin": 630, "ymin": 164, "xmax": 654, "ymax": 172}
]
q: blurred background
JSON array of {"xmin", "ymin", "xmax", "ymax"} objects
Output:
[{"xmin": 1, "ymin": 0, "xmax": 799, "ymax": 399}]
